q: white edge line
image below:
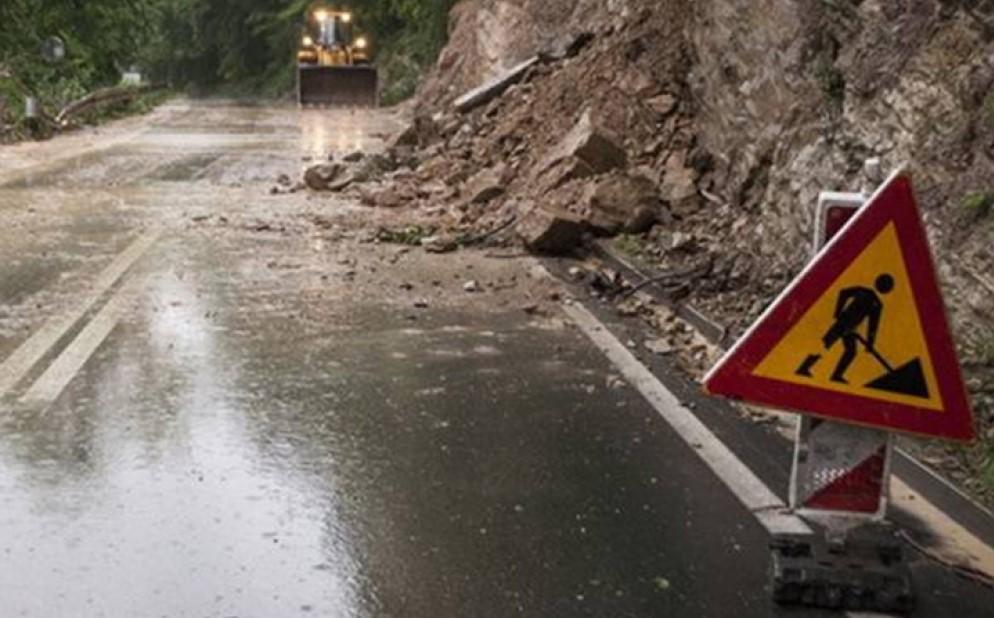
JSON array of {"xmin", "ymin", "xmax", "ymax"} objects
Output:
[{"xmin": 563, "ymin": 301, "xmax": 811, "ymax": 537}]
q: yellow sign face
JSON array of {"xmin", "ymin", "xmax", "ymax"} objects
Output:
[{"xmin": 753, "ymin": 222, "xmax": 943, "ymax": 411}]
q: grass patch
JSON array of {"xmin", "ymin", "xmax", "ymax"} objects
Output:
[
  {"xmin": 376, "ymin": 224, "xmax": 436, "ymax": 246},
  {"xmin": 814, "ymin": 62, "xmax": 846, "ymax": 107},
  {"xmin": 981, "ymin": 91, "xmax": 994, "ymax": 133},
  {"xmin": 975, "ymin": 334, "xmax": 994, "ymax": 369},
  {"xmin": 615, "ymin": 234, "xmax": 648, "ymax": 258},
  {"xmin": 962, "ymin": 192, "xmax": 994, "ymax": 219}
]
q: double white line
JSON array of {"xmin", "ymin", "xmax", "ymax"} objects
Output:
[{"xmin": 0, "ymin": 230, "xmax": 160, "ymax": 404}]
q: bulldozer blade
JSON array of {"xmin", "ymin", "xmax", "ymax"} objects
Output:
[{"xmin": 298, "ymin": 65, "xmax": 378, "ymax": 107}]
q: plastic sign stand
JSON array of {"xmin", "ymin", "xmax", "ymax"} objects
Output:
[
  {"xmin": 790, "ymin": 192, "xmax": 892, "ymax": 520},
  {"xmin": 764, "ymin": 181, "xmax": 918, "ymax": 614},
  {"xmin": 704, "ymin": 169, "xmax": 975, "ymax": 442}
]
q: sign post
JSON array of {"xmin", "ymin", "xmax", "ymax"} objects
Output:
[{"xmin": 703, "ymin": 166, "xmax": 976, "ymax": 612}]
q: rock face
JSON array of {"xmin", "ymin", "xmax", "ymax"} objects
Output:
[
  {"xmin": 685, "ymin": 0, "xmax": 994, "ymax": 348},
  {"xmin": 415, "ymin": 0, "xmax": 635, "ymax": 111}
]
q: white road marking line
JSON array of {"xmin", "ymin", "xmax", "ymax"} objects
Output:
[
  {"xmin": 20, "ymin": 274, "xmax": 149, "ymax": 406},
  {"xmin": 562, "ymin": 301, "xmax": 812, "ymax": 537},
  {"xmin": 0, "ymin": 230, "xmax": 160, "ymax": 397}
]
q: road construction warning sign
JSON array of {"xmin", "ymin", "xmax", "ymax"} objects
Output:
[{"xmin": 704, "ymin": 170, "xmax": 975, "ymax": 441}]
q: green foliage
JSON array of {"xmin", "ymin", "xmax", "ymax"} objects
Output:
[
  {"xmin": 140, "ymin": 0, "xmax": 456, "ymax": 99},
  {"xmin": 376, "ymin": 224, "xmax": 436, "ymax": 246},
  {"xmin": 962, "ymin": 192, "xmax": 994, "ymax": 219},
  {"xmin": 615, "ymin": 234, "xmax": 648, "ymax": 258},
  {"xmin": 361, "ymin": 0, "xmax": 456, "ymax": 103},
  {"xmin": 977, "ymin": 335, "xmax": 994, "ymax": 368},
  {"xmin": 814, "ymin": 61, "xmax": 846, "ymax": 106},
  {"xmin": 1, "ymin": 0, "xmax": 152, "ymax": 108},
  {"xmin": 1, "ymin": 0, "xmax": 457, "ymax": 111}
]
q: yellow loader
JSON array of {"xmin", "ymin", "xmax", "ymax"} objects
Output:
[{"xmin": 297, "ymin": 5, "xmax": 378, "ymax": 107}]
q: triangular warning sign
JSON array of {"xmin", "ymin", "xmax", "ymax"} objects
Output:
[{"xmin": 704, "ymin": 170, "xmax": 975, "ymax": 441}]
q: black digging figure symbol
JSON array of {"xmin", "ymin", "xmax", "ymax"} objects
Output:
[{"xmin": 794, "ymin": 274, "xmax": 930, "ymax": 399}]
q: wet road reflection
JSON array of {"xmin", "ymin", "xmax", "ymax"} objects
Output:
[
  {"xmin": 298, "ymin": 109, "xmax": 384, "ymax": 159},
  {"xmin": 0, "ymin": 228, "xmax": 780, "ymax": 617},
  {"xmin": 0, "ymin": 102, "xmax": 780, "ymax": 617}
]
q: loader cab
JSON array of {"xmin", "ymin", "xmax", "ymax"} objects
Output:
[
  {"xmin": 310, "ymin": 10, "xmax": 354, "ymax": 49},
  {"xmin": 298, "ymin": 8, "xmax": 370, "ymax": 66}
]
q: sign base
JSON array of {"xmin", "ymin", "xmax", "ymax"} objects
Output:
[{"xmin": 771, "ymin": 526, "xmax": 914, "ymax": 614}]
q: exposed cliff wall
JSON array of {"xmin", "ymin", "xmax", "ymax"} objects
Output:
[{"xmin": 690, "ymin": 1, "xmax": 994, "ymax": 351}]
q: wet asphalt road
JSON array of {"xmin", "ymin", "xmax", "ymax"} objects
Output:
[{"xmin": 0, "ymin": 101, "xmax": 992, "ymax": 617}]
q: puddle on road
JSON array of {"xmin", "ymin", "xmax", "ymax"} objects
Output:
[{"xmin": 147, "ymin": 152, "xmax": 222, "ymax": 181}]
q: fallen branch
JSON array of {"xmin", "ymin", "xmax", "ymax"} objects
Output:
[
  {"xmin": 54, "ymin": 84, "xmax": 156, "ymax": 127},
  {"xmin": 459, "ymin": 215, "xmax": 519, "ymax": 246},
  {"xmin": 619, "ymin": 257, "xmax": 714, "ymax": 299}
]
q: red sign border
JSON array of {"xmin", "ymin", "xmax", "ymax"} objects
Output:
[{"xmin": 703, "ymin": 171, "xmax": 975, "ymax": 442}]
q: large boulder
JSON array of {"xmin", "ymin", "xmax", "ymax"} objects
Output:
[
  {"xmin": 659, "ymin": 163, "xmax": 700, "ymax": 215},
  {"xmin": 544, "ymin": 108, "xmax": 628, "ymax": 176},
  {"xmin": 303, "ymin": 163, "xmax": 347, "ymax": 191},
  {"xmin": 517, "ymin": 205, "xmax": 586, "ymax": 255},
  {"xmin": 586, "ymin": 173, "xmax": 663, "ymax": 234},
  {"xmin": 463, "ymin": 165, "xmax": 508, "ymax": 205},
  {"xmin": 389, "ymin": 114, "xmax": 440, "ymax": 150}
]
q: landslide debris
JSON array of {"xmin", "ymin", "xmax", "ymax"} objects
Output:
[
  {"xmin": 288, "ymin": 0, "xmax": 994, "ymax": 504},
  {"xmin": 298, "ymin": 1, "xmax": 691, "ymax": 260}
]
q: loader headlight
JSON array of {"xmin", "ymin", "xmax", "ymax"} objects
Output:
[
  {"xmin": 302, "ymin": 35, "xmax": 314, "ymax": 47},
  {"xmin": 341, "ymin": 12, "xmax": 352, "ymax": 23},
  {"xmin": 355, "ymin": 37, "xmax": 368, "ymax": 49},
  {"xmin": 314, "ymin": 9, "xmax": 328, "ymax": 22}
]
